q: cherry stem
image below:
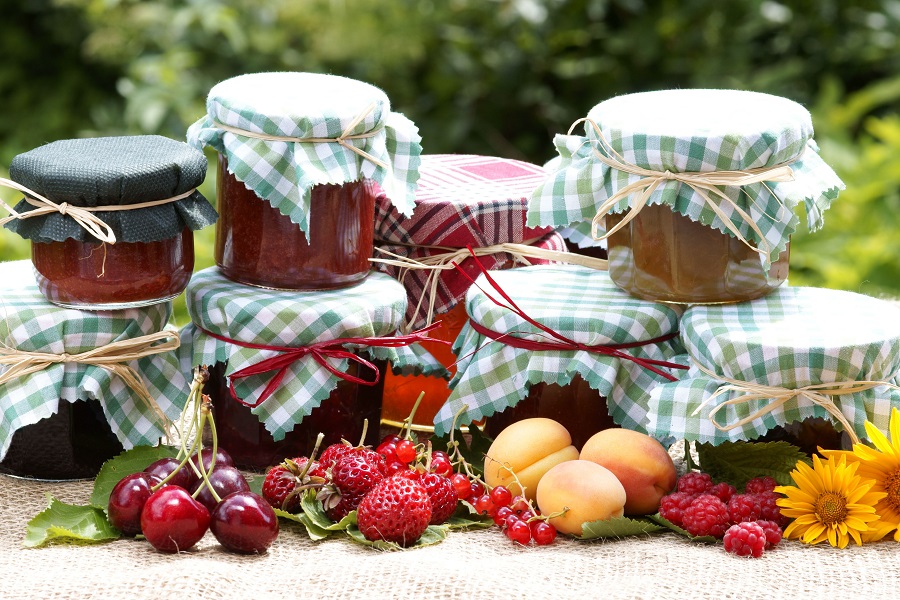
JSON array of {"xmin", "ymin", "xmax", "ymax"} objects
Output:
[
  {"xmin": 153, "ymin": 368, "xmax": 207, "ymax": 492},
  {"xmin": 399, "ymin": 392, "xmax": 425, "ymax": 440},
  {"xmin": 192, "ymin": 404, "xmax": 222, "ymax": 504}
]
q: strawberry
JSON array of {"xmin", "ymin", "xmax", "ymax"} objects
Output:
[
  {"xmin": 357, "ymin": 474, "xmax": 432, "ymax": 547},
  {"xmin": 319, "ymin": 450, "xmax": 385, "ymax": 521},
  {"xmin": 318, "ymin": 442, "xmax": 357, "ymax": 473},
  {"xmin": 261, "ymin": 457, "xmax": 323, "ymax": 513},
  {"xmin": 411, "ymin": 471, "xmax": 458, "ymax": 525}
]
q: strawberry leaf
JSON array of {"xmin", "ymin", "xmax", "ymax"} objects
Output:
[
  {"xmin": 299, "ymin": 491, "xmax": 356, "ymax": 531},
  {"xmin": 696, "ymin": 440, "xmax": 810, "ymax": 488},
  {"xmin": 446, "ymin": 501, "xmax": 493, "ymax": 530},
  {"xmin": 25, "ymin": 496, "xmax": 120, "ymax": 547},
  {"xmin": 644, "ymin": 513, "xmax": 718, "ymax": 543},
  {"xmin": 89, "ymin": 445, "xmax": 179, "ymax": 510},
  {"xmin": 344, "ymin": 523, "xmax": 449, "ymax": 550},
  {"xmin": 574, "ymin": 516, "xmax": 666, "ymax": 540}
]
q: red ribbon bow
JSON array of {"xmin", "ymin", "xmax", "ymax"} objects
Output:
[
  {"xmin": 451, "ymin": 248, "xmax": 688, "ymax": 382},
  {"xmin": 198, "ymin": 322, "xmax": 447, "ymax": 408}
]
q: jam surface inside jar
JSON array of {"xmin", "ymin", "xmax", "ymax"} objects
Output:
[
  {"xmin": 31, "ymin": 228, "xmax": 194, "ymax": 309},
  {"xmin": 0, "ymin": 399, "xmax": 124, "ymax": 480},
  {"xmin": 606, "ymin": 204, "xmax": 789, "ymax": 304},
  {"xmin": 204, "ymin": 361, "xmax": 384, "ymax": 470},
  {"xmin": 216, "ymin": 156, "xmax": 378, "ymax": 290},
  {"xmin": 483, "ymin": 374, "xmax": 619, "ymax": 450}
]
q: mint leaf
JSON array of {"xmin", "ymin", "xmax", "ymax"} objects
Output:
[
  {"xmin": 696, "ymin": 440, "xmax": 809, "ymax": 489},
  {"xmin": 644, "ymin": 513, "xmax": 718, "ymax": 543},
  {"xmin": 25, "ymin": 496, "xmax": 120, "ymax": 547},
  {"xmin": 575, "ymin": 516, "xmax": 666, "ymax": 540},
  {"xmin": 90, "ymin": 445, "xmax": 179, "ymax": 510},
  {"xmin": 345, "ymin": 523, "xmax": 448, "ymax": 550}
]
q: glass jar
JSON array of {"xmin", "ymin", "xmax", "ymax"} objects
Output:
[
  {"xmin": 607, "ymin": 205, "xmax": 790, "ymax": 304},
  {"xmin": 31, "ymin": 228, "xmax": 194, "ymax": 309},
  {"xmin": 0, "ymin": 399, "xmax": 123, "ymax": 480},
  {"xmin": 204, "ymin": 361, "xmax": 384, "ymax": 469},
  {"xmin": 216, "ymin": 156, "xmax": 378, "ymax": 290}
]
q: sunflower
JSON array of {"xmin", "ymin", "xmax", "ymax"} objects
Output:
[
  {"xmin": 821, "ymin": 407, "xmax": 900, "ymax": 542},
  {"xmin": 775, "ymin": 453, "xmax": 885, "ymax": 548}
]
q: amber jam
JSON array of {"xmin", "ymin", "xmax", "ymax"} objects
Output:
[
  {"xmin": 484, "ymin": 375, "xmax": 619, "ymax": 450},
  {"xmin": 0, "ymin": 399, "xmax": 123, "ymax": 480},
  {"xmin": 216, "ymin": 156, "xmax": 378, "ymax": 290},
  {"xmin": 606, "ymin": 204, "xmax": 789, "ymax": 304},
  {"xmin": 31, "ymin": 228, "xmax": 194, "ymax": 309},
  {"xmin": 204, "ymin": 361, "xmax": 385, "ymax": 470}
]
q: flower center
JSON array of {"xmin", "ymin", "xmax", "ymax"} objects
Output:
[
  {"xmin": 814, "ymin": 492, "xmax": 848, "ymax": 526},
  {"xmin": 885, "ymin": 468, "xmax": 900, "ymax": 513}
]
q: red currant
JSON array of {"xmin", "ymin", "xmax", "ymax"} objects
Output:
[
  {"xmin": 473, "ymin": 494, "xmax": 496, "ymax": 516},
  {"xmin": 450, "ymin": 473, "xmax": 472, "ymax": 500},
  {"xmin": 430, "ymin": 455, "xmax": 453, "ymax": 477},
  {"xmin": 376, "ymin": 441, "xmax": 399, "ymax": 463},
  {"xmin": 503, "ymin": 513, "xmax": 521, "ymax": 530},
  {"xmin": 509, "ymin": 496, "xmax": 529, "ymax": 514},
  {"xmin": 530, "ymin": 521, "xmax": 557, "ymax": 546},
  {"xmin": 506, "ymin": 519, "xmax": 532, "ymax": 545},
  {"xmin": 395, "ymin": 439, "xmax": 417, "ymax": 464},
  {"xmin": 469, "ymin": 481, "xmax": 486, "ymax": 498},
  {"xmin": 493, "ymin": 506, "xmax": 514, "ymax": 526},
  {"xmin": 489, "ymin": 485, "xmax": 512, "ymax": 507}
]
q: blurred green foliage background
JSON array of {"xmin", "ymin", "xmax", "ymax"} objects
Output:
[{"xmin": 2, "ymin": 0, "xmax": 899, "ymax": 321}]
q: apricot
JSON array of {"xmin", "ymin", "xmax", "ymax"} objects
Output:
[
  {"xmin": 535, "ymin": 460, "xmax": 626, "ymax": 536},
  {"xmin": 579, "ymin": 429, "xmax": 677, "ymax": 515},
  {"xmin": 483, "ymin": 418, "xmax": 579, "ymax": 501}
]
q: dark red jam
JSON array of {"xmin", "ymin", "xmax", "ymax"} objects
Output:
[
  {"xmin": 203, "ymin": 361, "xmax": 385, "ymax": 470},
  {"xmin": 215, "ymin": 156, "xmax": 378, "ymax": 290},
  {"xmin": 483, "ymin": 374, "xmax": 619, "ymax": 450},
  {"xmin": 31, "ymin": 228, "xmax": 194, "ymax": 309},
  {"xmin": 0, "ymin": 399, "xmax": 123, "ymax": 480}
]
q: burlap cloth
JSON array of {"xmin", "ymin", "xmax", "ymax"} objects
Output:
[{"xmin": 2, "ymin": 439, "xmax": 898, "ymax": 599}]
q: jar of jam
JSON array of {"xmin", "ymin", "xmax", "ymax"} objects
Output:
[
  {"xmin": 4, "ymin": 135, "xmax": 215, "ymax": 309},
  {"xmin": 182, "ymin": 267, "xmax": 429, "ymax": 470},
  {"xmin": 0, "ymin": 260, "xmax": 187, "ymax": 480},
  {"xmin": 645, "ymin": 286, "xmax": 900, "ymax": 449},
  {"xmin": 372, "ymin": 154, "xmax": 567, "ymax": 430},
  {"xmin": 529, "ymin": 89, "xmax": 844, "ymax": 304},
  {"xmin": 187, "ymin": 72, "xmax": 423, "ymax": 290},
  {"xmin": 432, "ymin": 264, "xmax": 686, "ymax": 442}
]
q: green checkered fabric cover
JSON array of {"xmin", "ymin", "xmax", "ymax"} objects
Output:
[
  {"xmin": 187, "ymin": 72, "xmax": 422, "ymax": 241},
  {"xmin": 181, "ymin": 268, "xmax": 445, "ymax": 441},
  {"xmin": 646, "ymin": 287, "xmax": 900, "ymax": 445},
  {"xmin": 432, "ymin": 265, "xmax": 685, "ymax": 437},
  {"xmin": 0, "ymin": 261, "xmax": 187, "ymax": 460},
  {"xmin": 558, "ymin": 221, "xmax": 605, "ymax": 250},
  {"xmin": 529, "ymin": 89, "xmax": 844, "ymax": 268}
]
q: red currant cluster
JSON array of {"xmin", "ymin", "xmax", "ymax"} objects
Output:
[{"xmin": 464, "ymin": 483, "xmax": 558, "ymax": 546}]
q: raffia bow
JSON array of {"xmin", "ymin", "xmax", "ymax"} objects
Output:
[
  {"xmin": 0, "ymin": 330, "xmax": 180, "ymax": 428},
  {"xmin": 570, "ymin": 118, "xmax": 800, "ymax": 264},
  {"xmin": 690, "ymin": 361, "xmax": 900, "ymax": 445}
]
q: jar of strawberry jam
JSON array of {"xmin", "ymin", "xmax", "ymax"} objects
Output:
[
  {"xmin": 4, "ymin": 136, "xmax": 215, "ymax": 309},
  {"xmin": 529, "ymin": 89, "xmax": 844, "ymax": 304},
  {"xmin": 187, "ymin": 72, "xmax": 422, "ymax": 291}
]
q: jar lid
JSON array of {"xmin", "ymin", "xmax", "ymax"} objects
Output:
[
  {"xmin": 187, "ymin": 72, "xmax": 422, "ymax": 240},
  {"xmin": 182, "ymin": 268, "xmax": 445, "ymax": 440},
  {"xmin": 0, "ymin": 261, "xmax": 187, "ymax": 461},
  {"xmin": 432, "ymin": 264, "xmax": 685, "ymax": 436},
  {"xmin": 529, "ymin": 89, "xmax": 845, "ymax": 268},
  {"xmin": 646, "ymin": 286, "xmax": 900, "ymax": 445},
  {"xmin": 5, "ymin": 135, "xmax": 216, "ymax": 243}
]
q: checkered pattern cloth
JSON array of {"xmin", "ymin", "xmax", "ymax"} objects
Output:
[
  {"xmin": 528, "ymin": 89, "xmax": 844, "ymax": 268},
  {"xmin": 558, "ymin": 221, "xmax": 605, "ymax": 250},
  {"xmin": 181, "ymin": 268, "xmax": 444, "ymax": 441},
  {"xmin": 432, "ymin": 265, "xmax": 685, "ymax": 437},
  {"xmin": 646, "ymin": 286, "xmax": 900, "ymax": 444},
  {"xmin": 187, "ymin": 72, "xmax": 422, "ymax": 241},
  {"xmin": 0, "ymin": 261, "xmax": 187, "ymax": 461}
]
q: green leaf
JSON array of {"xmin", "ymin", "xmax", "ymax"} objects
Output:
[
  {"xmin": 300, "ymin": 491, "xmax": 356, "ymax": 531},
  {"xmin": 446, "ymin": 501, "xmax": 493, "ymax": 530},
  {"xmin": 696, "ymin": 441, "xmax": 809, "ymax": 489},
  {"xmin": 245, "ymin": 472, "xmax": 264, "ymax": 497},
  {"xmin": 575, "ymin": 516, "xmax": 666, "ymax": 540},
  {"xmin": 25, "ymin": 496, "xmax": 121, "ymax": 547},
  {"xmin": 345, "ymin": 523, "xmax": 449, "ymax": 550},
  {"xmin": 89, "ymin": 445, "xmax": 179, "ymax": 510},
  {"xmin": 430, "ymin": 426, "xmax": 493, "ymax": 478},
  {"xmin": 644, "ymin": 513, "xmax": 718, "ymax": 543}
]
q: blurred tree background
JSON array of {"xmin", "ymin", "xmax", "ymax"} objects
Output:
[{"xmin": 2, "ymin": 0, "xmax": 899, "ymax": 319}]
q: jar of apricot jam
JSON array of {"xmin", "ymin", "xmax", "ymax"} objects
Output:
[{"xmin": 4, "ymin": 135, "xmax": 215, "ymax": 309}]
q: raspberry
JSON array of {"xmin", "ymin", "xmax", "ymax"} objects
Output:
[
  {"xmin": 755, "ymin": 520, "xmax": 783, "ymax": 548},
  {"xmin": 410, "ymin": 471, "xmax": 459, "ymax": 525},
  {"xmin": 677, "ymin": 472, "xmax": 713, "ymax": 495},
  {"xmin": 357, "ymin": 474, "xmax": 432, "ymax": 547},
  {"xmin": 723, "ymin": 522, "xmax": 767, "ymax": 558},
  {"xmin": 754, "ymin": 491, "xmax": 789, "ymax": 528},
  {"xmin": 744, "ymin": 476, "xmax": 778, "ymax": 495},
  {"xmin": 681, "ymin": 494, "xmax": 730, "ymax": 538},
  {"xmin": 727, "ymin": 494, "xmax": 761, "ymax": 524},
  {"xmin": 710, "ymin": 482, "xmax": 736, "ymax": 504},
  {"xmin": 659, "ymin": 492, "xmax": 696, "ymax": 527},
  {"xmin": 321, "ymin": 450, "xmax": 385, "ymax": 521}
]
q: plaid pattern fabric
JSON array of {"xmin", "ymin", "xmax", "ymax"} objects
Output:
[
  {"xmin": 182, "ymin": 268, "xmax": 444, "ymax": 441},
  {"xmin": 432, "ymin": 265, "xmax": 685, "ymax": 437},
  {"xmin": 646, "ymin": 286, "xmax": 900, "ymax": 444},
  {"xmin": 0, "ymin": 261, "xmax": 187, "ymax": 460},
  {"xmin": 528, "ymin": 90, "xmax": 844, "ymax": 268},
  {"xmin": 187, "ymin": 72, "xmax": 422, "ymax": 240},
  {"xmin": 558, "ymin": 221, "xmax": 605, "ymax": 250}
]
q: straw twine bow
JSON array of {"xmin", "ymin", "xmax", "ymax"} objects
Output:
[
  {"xmin": 213, "ymin": 101, "xmax": 389, "ymax": 170},
  {"xmin": 0, "ymin": 330, "xmax": 180, "ymax": 428},
  {"xmin": 370, "ymin": 240, "xmax": 609, "ymax": 333},
  {"xmin": 0, "ymin": 177, "xmax": 197, "ymax": 244},
  {"xmin": 690, "ymin": 361, "xmax": 900, "ymax": 445},
  {"xmin": 570, "ymin": 118, "xmax": 799, "ymax": 263}
]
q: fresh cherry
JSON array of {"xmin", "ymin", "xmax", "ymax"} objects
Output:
[
  {"xmin": 190, "ymin": 466, "xmax": 251, "ymax": 512},
  {"xmin": 144, "ymin": 457, "xmax": 197, "ymax": 490},
  {"xmin": 210, "ymin": 491, "xmax": 279, "ymax": 554},
  {"xmin": 190, "ymin": 448, "xmax": 234, "ymax": 473},
  {"xmin": 108, "ymin": 472, "xmax": 161, "ymax": 536},
  {"xmin": 140, "ymin": 486, "xmax": 210, "ymax": 553}
]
